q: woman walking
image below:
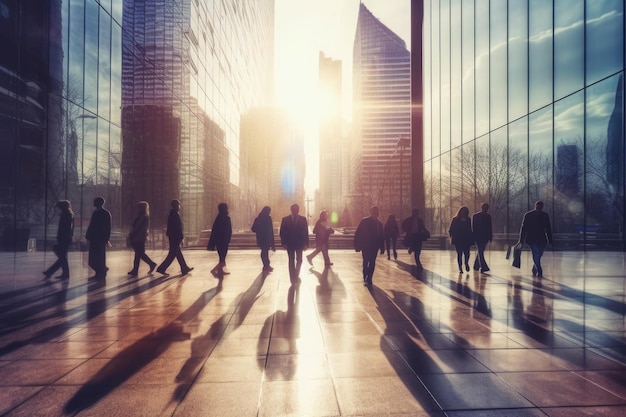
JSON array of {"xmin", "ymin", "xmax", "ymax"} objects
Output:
[
  {"xmin": 449, "ymin": 206, "xmax": 474, "ymax": 273},
  {"xmin": 306, "ymin": 210, "xmax": 334, "ymax": 267},
  {"xmin": 43, "ymin": 200, "xmax": 74, "ymax": 280},
  {"xmin": 127, "ymin": 201, "xmax": 157, "ymax": 277},
  {"xmin": 208, "ymin": 203, "xmax": 232, "ymax": 276}
]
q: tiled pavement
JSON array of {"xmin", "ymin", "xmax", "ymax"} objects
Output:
[{"xmin": 0, "ymin": 246, "xmax": 625, "ymax": 416}]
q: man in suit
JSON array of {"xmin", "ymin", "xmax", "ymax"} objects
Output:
[
  {"xmin": 279, "ymin": 203, "xmax": 309, "ymax": 283},
  {"xmin": 472, "ymin": 203, "xmax": 493, "ymax": 272},
  {"xmin": 157, "ymin": 199, "xmax": 194, "ymax": 275},
  {"xmin": 354, "ymin": 206, "xmax": 385, "ymax": 286},
  {"xmin": 518, "ymin": 201, "xmax": 553, "ymax": 277},
  {"xmin": 85, "ymin": 197, "xmax": 111, "ymax": 280}
]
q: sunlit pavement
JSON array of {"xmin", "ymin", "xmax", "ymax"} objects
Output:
[{"xmin": 0, "ymin": 247, "xmax": 625, "ymax": 416}]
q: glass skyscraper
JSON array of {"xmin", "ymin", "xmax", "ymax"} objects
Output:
[
  {"xmin": 422, "ymin": 0, "xmax": 625, "ymax": 250},
  {"xmin": 352, "ymin": 3, "xmax": 412, "ymax": 221},
  {"xmin": 0, "ymin": 0, "xmax": 274, "ymax": 251}
]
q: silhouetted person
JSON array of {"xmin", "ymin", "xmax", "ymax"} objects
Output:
[
  {"xmin": 472, "ymin": 202, "xmax": 493, "ymax": 272},
  {"xmin": 279, "ymin": 203, "xmax": 309, "ymax": 283},
  {"xmin": 306, "ymin": 210, "xmax": 334, "ymax": 267},
  {"xmin": 354, "ymin": 206, "xmax": 384, "ymax": 286},
  {"xmin": 518, "ymin": 201, "xmax": 553, "ymax": 277},
  {"xmin": 208, "ymin": 203, "xmax": 232, "ymax": 276},
  {"xmin": 449, "ymin": 206, "xmax": 473, "ymax": 274},
  {"xmin": 251, "ymin": 206, "xmax": 276, "ymax": 272},
  {"xmin": 384, "ymin": 214, "xmax": 400, "ymax": 260},
  {"xmin": 43, "ymin": 200, "xmax": 74, "ymax": 280},
  {"xmin": 85, "ymin": 197, "xmax": 111, "ymax": 280},
  {"xmin": 402, "ymin": 208, "xmax": 427, "ymax": 270},
  {"xmin": 157, "ymin": 199, "xmax": 193, "ymax": 276},
  {"xmin": 127, "ymin": 201, "xmax": 157, "ymax": 277}
]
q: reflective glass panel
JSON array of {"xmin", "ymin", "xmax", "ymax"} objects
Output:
[
  {"xmin": 490, "ymin": 0, "xmax": 507, "ymax": 130},
  {"xmin": 529, "ymin": 0, "xmax": 553, "ymax": 112},
  {"xmin": 508, "ymin": 0, "xmax": 528, "ymax": 121},
  {"xmin": 586, "ymin": 0, "xmax": 624, "ymax": 85},
  {"xmin": 554, "ymin": 0, "xmax": 584, "ymax": 100},
  {"xmin": 508, "ymin": 117, "xmax": 529, "ymax": 237}
]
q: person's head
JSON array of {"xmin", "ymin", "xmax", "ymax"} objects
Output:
[
  {"xmin": 290, "ymin": 204, "xmax": 300, "ymax": 216},
  {"xmin": 370, "ymin": 206, "xmax": 380, "ymax": 219},
  {"xmin": 137, "ymin": 201, "xmax": 149, "ymax": 216},
  {"xmin": 261, "ymin": 206, "xmax": 271, "ymax": 216},
  {"xmin": 411, "ymin": 208, "xmax": 419, "ymax": 217},
  {"xmin": 535, "ymin": 201, "xmax": 544, "ymax": 211},
  {"xmin": 387, "ymin": 214, "xmax": 396, "ymax": 222},
  {"xmin": 56, "ymin": 200, "xmax": 72, "ymax": 214},
  {"xmin": 481, "ymin": 202, "xmax": 489, "ymax": 213},
  {"xmin": 319, "ymin": 210, "xmax": 328, "ymax": 221},
  {"xmin": 93, "ymin": 197, "xmax": 105, "ymax": 208},
  {"xmin": 171, "ymin": 199, "xmax": 180, "ymax": 210},
  {"xmin": 456, "ymin": 206, "xmax": 469, "ymax": 218},
  {"xmin": 218, "ymin": 202, "xmax": 228, "ymax": 215}
]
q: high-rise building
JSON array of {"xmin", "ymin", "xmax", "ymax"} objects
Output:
[
  {"xmin": 352, "ymin": 3, "xmax": 411, "ymax": 222},
  {"xmin": 318, "ymin": 52, "xmax": 344, "ymax": 224},
  {"xmin": 121, "ymin": 0, "xmax": 275, "ymax": 236},
  {"xmin": 420, "ymin": 0, "xmax": 625, "ymax": 249}
]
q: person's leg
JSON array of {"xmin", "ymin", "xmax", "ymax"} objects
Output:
[
  {"xmin": 58, "ymin": 243, "xmax": 70, "ymax": 277},
  {"xmin": 361, "ymin": 251, "xmax": 369, "ymax": 282},
  {"xmin": 321, "ymin": 243, "xmax": 331, "ymax": 265},
  {"xmin": 534, "ymin": 244, "xmax": 545, "ymax": 276},
  {"xmin": 463, "ymin": 246, "xmax": 471, "ymax": 271},
  {"xmin": 295, "ymin": 249, "xmax": 303, "ymax": 278},
  {"xmin": 477, "ymin": 241, "xmax": 489, "ymax": 271},
  {"xmin": 307, "ymin": 247, "xmax": 320, "ymax": 264},
  {"xmin": 130, "ymin": 243, "xmax": 141, "ymax": 274},
  {"xmin": 158, "ymin": 240, "xmax": 178, "ymax": 272},
  {"xmin": 455, "ymin": 246, "xmax": 463, "ymax": 272},
  {"xmin": 385, "ymin": 237, "xmax": 391, "ymax": 259},
  {"xmin": 138, "ymin": 241, "xmax": 156, "ymax": 270},
  {"xmin": 529, "ymin": 243, "xmax": 541, "ymax": 275},
  {"xmin": 392, "ymin": 237, "xmax": 398, "ymax": 259},
  {"xmin": 287, "ymin": 247, "xmax": 296, "ymax": 278},
  {"xmin": 413, "ymin": 241, "xmax": 423, "ymax": 270},
  {"xmin": 260, "ymin": 247, "xmax": 270, "ymax": 268}
]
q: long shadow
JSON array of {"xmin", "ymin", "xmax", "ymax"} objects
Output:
[
  {"xmin": 64, "ymin": 283, "xmax": 223, "ymax": 415},
  {"xmin": 171, "ymin": 272, "xmax": 268, "ymax": 404},
  {"xmin": 0, "ymin": 273, "xmax": 178, "ymax": 358}
]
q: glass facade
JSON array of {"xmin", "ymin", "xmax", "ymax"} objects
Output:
[
  {"xmin": 424, "ymin": 0, "xmax": 625, "ymax": 250},
  {"xmin": 0, "ymin": 0, "xmax": 274, "ymax": 252}
]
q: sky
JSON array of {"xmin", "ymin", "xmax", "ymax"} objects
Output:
[{"xmin": 273, "ymin": 0, "xmax": 411, "ymax": 196}]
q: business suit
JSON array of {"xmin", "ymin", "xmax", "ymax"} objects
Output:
[
  {"xmin": 354, "ymin": 207, "xmax": 384, "ymax": 285},
  {"xmin": 85, "ymin": 201, "xmax": 111, "ymax": 279},
  {"xmin": 279, "ymin": 206, "xmax": 309, "ymax": 282},
  {"xmin": 157, "ymin": 203, "xmax": 192, "ymax": 275},
  {"xmin": 519, "ymin": 202, "xmax": 552, "ymax": 277}
]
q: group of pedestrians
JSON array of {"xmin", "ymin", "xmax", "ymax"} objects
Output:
[{"xmin": 43, "ymin": 197, "xmax": 552, "ymax": 284}]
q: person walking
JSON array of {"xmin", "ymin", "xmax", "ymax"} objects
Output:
[
  {"xmin": 157, "ymin": 199, "xmax": 194, "ymax": 276},
  {"xmin": 208, "ymin": 203, "xmax": 232, "ymax": 276},
  {"xmin": 472, "ymin": 202, "xmax": 493, "ymax": 272},
  {"xmin": 401, "ymin": 208, "xmax": 427, "ymax": 270},
  {"xmin": 306, "ymin": 210, "xmax": 334, "ymax": 267},
  {"xmin": 127, "ymin": 201, "xmax": 157, "ymax": 277},
  {"xmin": 449, "ymin": 206, "xmax": 474, "ymax": 274},
  {"xmin": 383, "ymin": 214, "xmax": 400, "ymax": 260},
  {"xmin": 518, "ymin": 201, "xmax": 553, "ymax": 277},
  {"xmin": 354, "ymin": 206, "xmax": 385, "ymax": 286},
  {"xmin": 43, "ymin": 200, "xmax": 74, "ymax": 280},
  {"xmin": 251, "ymin": 206, "xmax": 276, "ymax": 272},
  {"xmin": 279, "ymin": 203, "xmax": 309, "ymax": 283},
  {"xmin": 85, "ymin": 197, "xmax": 111, "ymax": 280}
]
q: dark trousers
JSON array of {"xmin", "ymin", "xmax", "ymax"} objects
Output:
[
  {"xmin": 217, "ymin": 245, "xmax": 228, "ymax": 264},
  {"xmin": 412, "ymin": 241, "xmax": 423, "ymax": 269},
  {"xmin": 131, "ymin": 241, "xmax": 155, "ymax": 273},
  {"xmin": 260, "ymin": 246, "xmax": 271, "ymax": 268},
  {"xmin": 455, "ymin": 244, "xmax": 471, "ymax": 270},
  {"xmin": 529, "ymin": 243, "xmax": 546, "ymax": 276},
  {"xmin": 45, "ymin": 242, "xmax": 70, "ymax": 277},
  {"xmin": 88, "ymin": 240, "xmax": 107, "ymax": 277},
  {"xmin": 473, "ymin": 240, "xmax": 489, "ymax": 270},
  {"xmin": 159, "ymin": 239, "xmax": 189, "ymax": 272},
  {"xmin": 362, "ymin": 248, "xmax": 378, "ymax": 283},
  {"xmin": 286, "ymin": 247, "xmax": 303, "ymax": 280},
  {"xmin": 385, "ymin": 237, "xmax": 397, "ymax": 258}
]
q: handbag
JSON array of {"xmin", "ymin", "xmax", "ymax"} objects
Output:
[
  {"xmin": 512, "ymin": 244, "xmax": 522, "ymax": 268},
  {"xmin": 420, "ymin": 228, "xmax": 431, "ymax": 241}
]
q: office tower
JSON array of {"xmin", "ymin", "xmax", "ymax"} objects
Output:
[
  {"xmin": 121, "ymin": 0, "xmax": 274, "ymax": 235},
  {"xmin": 318, "ymin": 52, "xmax": 344, "ymax": 223},
  {"xmin": 352, "ymin": 3, "xmax": 411, "ymax": 221}
]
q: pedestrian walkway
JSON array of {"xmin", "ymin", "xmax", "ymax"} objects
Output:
[{"xmin": 1, "ymin": 247, "xmax": 625, "ymax": 416}]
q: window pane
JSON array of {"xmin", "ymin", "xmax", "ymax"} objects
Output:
[
  {"xmin": 450, "ymin": 0, "xmax": 462, "ymax": 148},
  {"xmin": 529, "ymin": 106, "xmax": 553, "ymax": 207},
  {"xmin": 462, "ymin": 0, "xmax": 474, "ymax": 142},
  {"xmin": 529, "ymin": 0, "xmax": 553, "ymax": 112},
  {"xmin": 440, "ymin": 0, "xmax": 451, "ymax": 153},
  {"xmin": 586, "ymin": 0, "xmax": 624, "ymax": 85},
  {"xmin": 490, "ymin": 0, "xmax": 507, "ymax": 130},
  {"xmin": 489, "ymin": 127, "xmax": 508, "ymax": 234},
  {"xmin": 508, "ymin": 0, "xmax": 528, "ymax": 121},
  {"xmin": 508, "ymin": 117, "xmax": 528, "ymax": 237},
  {"xmin": 475, "ymin": 0, "xmax": 489, "ymax": 137},
  {"xmin": 554, "ymin": 0, "xmax": 584, "ymax": 99}
]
